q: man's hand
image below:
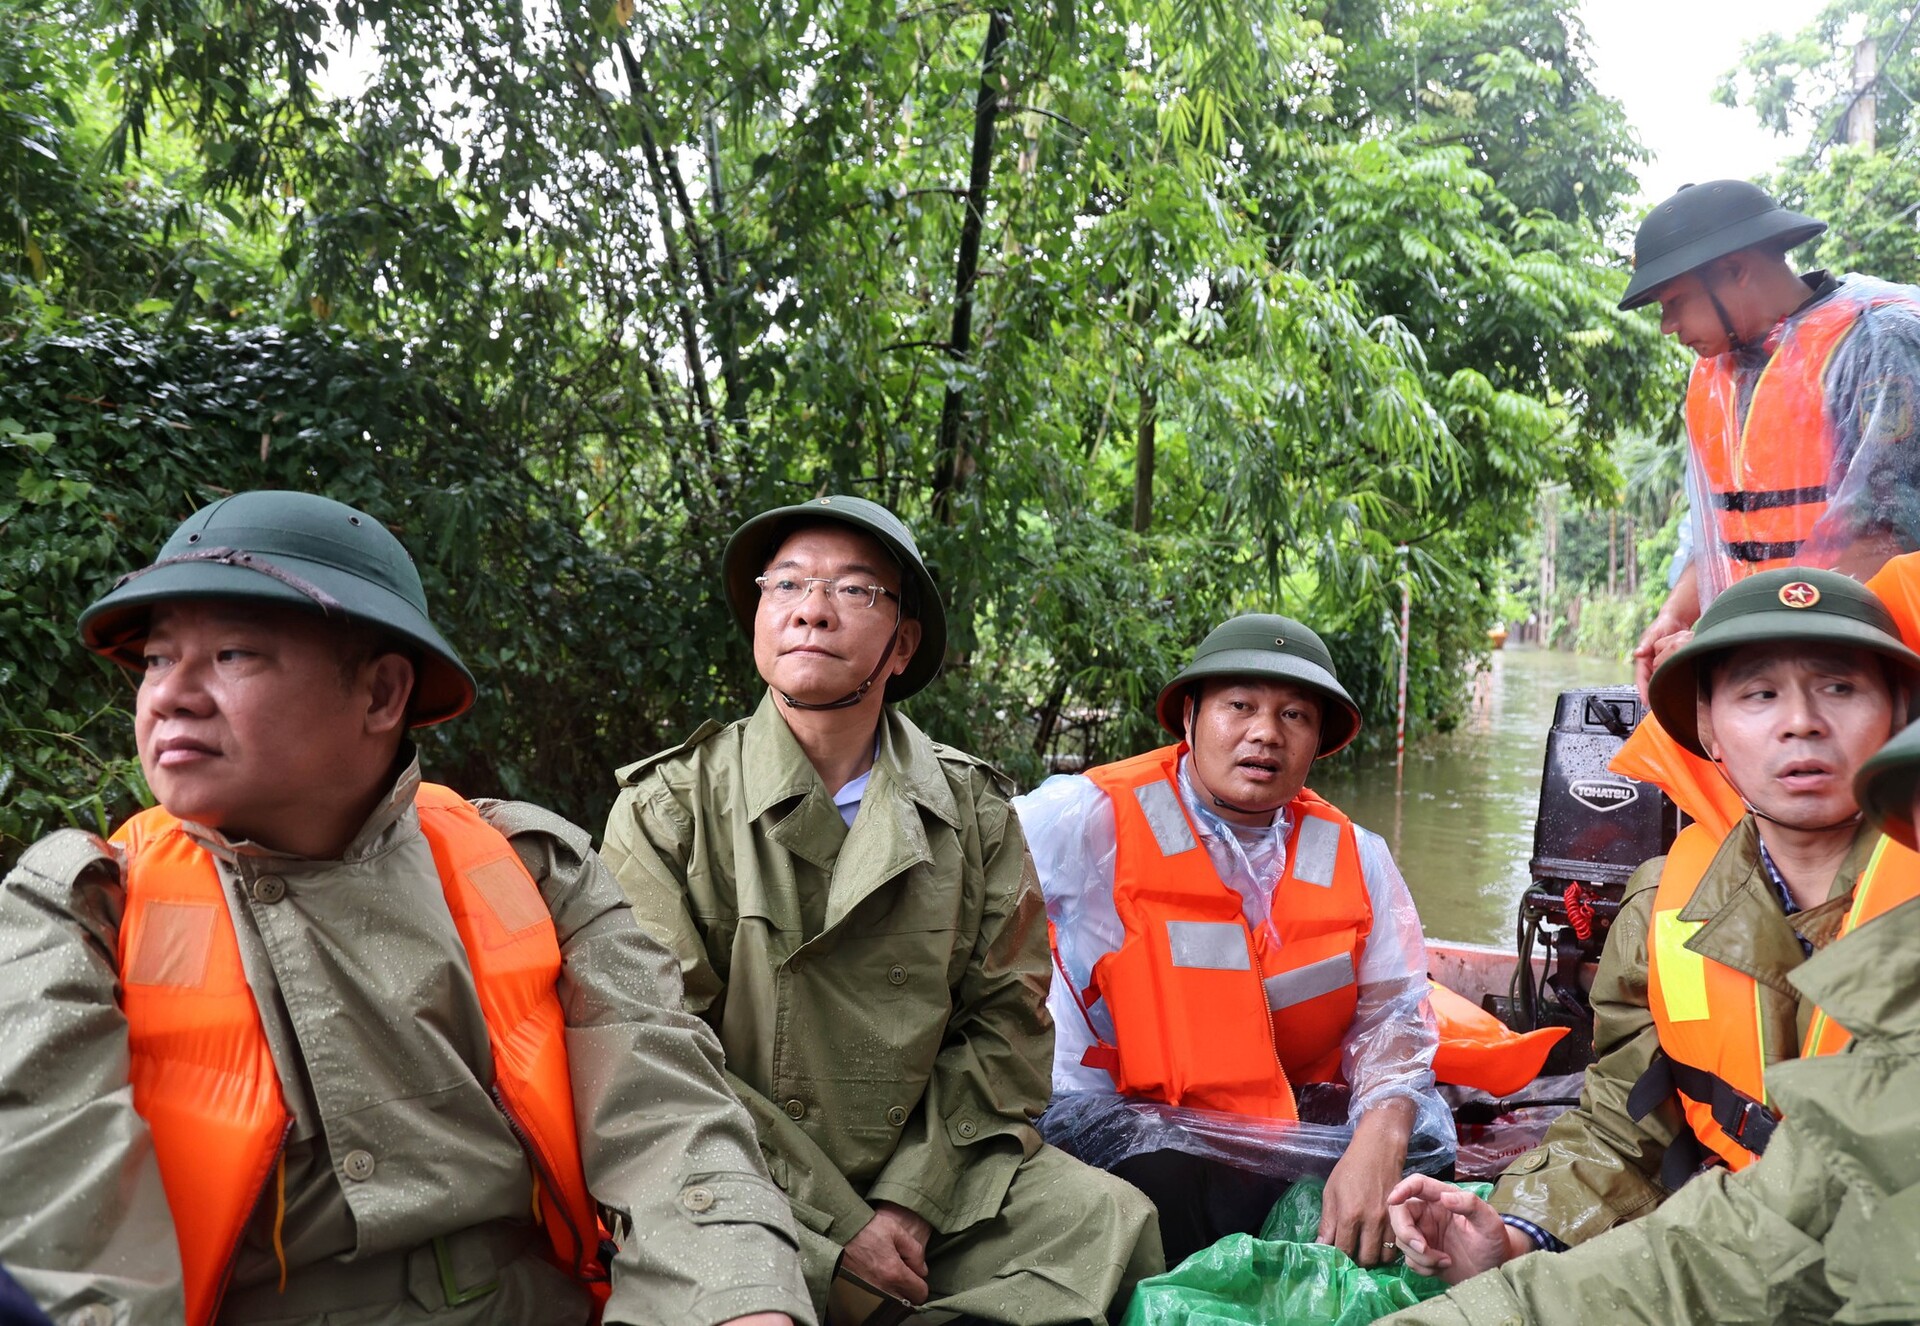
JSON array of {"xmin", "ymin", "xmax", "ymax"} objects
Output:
[
  {"xmin": 1385, "ymin": 1175, "xmax": 1526, "ymax": 1285},
  {"xmin": 1317, "ymin": 1098, "xmax": 1414, "ymax": 1267},
  {"xmin": 1634, "ymin": 568, "xmax": 1702, "ymax": 700},
  {"xmin": 840, "ymin": 1202, "xmax": 933, "ymax": 1304}
]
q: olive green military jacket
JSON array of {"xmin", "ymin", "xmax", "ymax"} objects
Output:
[
  {"xmin": 1493, "ymin": 816, "xmax": 1877, "ymax": 1245},
  {"xmin": 601, "ymin": 693, "xmax": 1053, "ymax": 1301},
  {"xmin": 0, "ymin": 758, "xmax": 811, "ymax": 1326},
  {"xmin": 1387, "ymin": 889, "xmax": 1920, "ymax": 1324}
]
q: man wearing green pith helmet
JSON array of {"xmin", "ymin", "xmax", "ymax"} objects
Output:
[
  {"xmin": 1381, "ymin": 620, "xmax": 1920, "ymax": 1324},
  {"xmin": 0, "ymin": 491, "xmax": 810, "ymax": 1325},
  {"xmin": 1385, "ymin": 566, "xmax": 1920, "ymax": 1306},
  {"xmin": 1621, "ymin": 179, "xmax": 1920, "ymax": 697},
  {"xmin": 1016, "ymin": 613, "xmax": 1448, "ymax": 1268},
  {"xmin": 600, "ymin": 495, "xmax": 1162, "ymax": 1326}
]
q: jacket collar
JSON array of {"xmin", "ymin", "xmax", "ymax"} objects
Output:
[
  {"xmin": 1680, "ymin": 815, "xmax": 1880, "ymax": 994},
  {"xmin": 742, "ymin": 690, "xmax": 958, "ymax": 830},
  {"xmin": 741, "ymin": 691, "xmax": 955, "ymax": 935},
  {"xmin": 179, "ymin": 746, "xmax": 424, "ymax": 867}
]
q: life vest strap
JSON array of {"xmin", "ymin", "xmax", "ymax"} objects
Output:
[
  {"xmin": 1657, "ymin": 1129, "xmax": 1708, "ymax": 1192},
  {"xmin": 1711, "ymin": 486, "xmax": 1827, "ymax": 513},
  {"xmin": 1722, "ymin": 538, "xmax": 1803, "ymax": 564},
  {"xmin": 1628, "ymin": 1047, "xmax": 1779, "ymax": 1162},
  {"xmin": 1080, "ymin": 1045, "xmax": 1120, "ymax": 1073}
]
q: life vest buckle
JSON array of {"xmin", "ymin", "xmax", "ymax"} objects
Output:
[{"xmin": 1721, "ymin": 1096, "xmax": 1778, "ymax": 1151}]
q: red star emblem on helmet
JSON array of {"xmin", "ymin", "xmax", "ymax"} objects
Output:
[{"xmin": 1779, "ymin": 581, "xmax": 1821, "ymax": 609}]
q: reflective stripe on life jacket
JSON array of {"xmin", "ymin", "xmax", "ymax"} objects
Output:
[
  {"xmin": 1686, "ymin": 298, "xmax": 1857, "ymax": 579},
  {"xmin": 1638, "ymin": 821, "xmax": 1920, "ymax": 1182},
  {"xmin": 1074, "ymin": 745, "xmax": 1372, "ymax": 1119},
  {"xmin": 115, "ymin": 784, "xmax": 605, "ymax": 1326}
]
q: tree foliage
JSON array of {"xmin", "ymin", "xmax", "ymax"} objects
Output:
[
  {"xmin": 1, "ymin": 0, "xmax": 1674, "ymax": 862},
  {"xmin": 1718, "ymin": 0, "xmax": 1920, "ymax": 284}
]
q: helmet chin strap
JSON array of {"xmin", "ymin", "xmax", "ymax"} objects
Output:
[
  {"xmin": 1183, "ymin": 708, "xmax": 1282, "ymax": 821},
  {"xmin": 1703, "ymin": 278, "xmax": 1749, "ymax": 354},
  {"xmin": 777, "ymin": 609, "xmax": 904, "ymax": 712}
]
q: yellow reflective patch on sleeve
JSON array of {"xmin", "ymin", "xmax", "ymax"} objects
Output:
[{"xmin": 1654, "ymin": 909, "xmax": 1711, "ymax": 1023}]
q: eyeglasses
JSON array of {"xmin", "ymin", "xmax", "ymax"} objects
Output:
[{"xmin": 755, "ymin": 575, "xmax": 901, "ymax": 611}]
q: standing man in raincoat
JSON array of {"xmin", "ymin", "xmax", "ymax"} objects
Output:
[
  {"xmin": 601, "ymin": 495, "xmax": 1162, "ymax": 1325},
  {"xmin": 1623, "ymin": 180, "xmax": 1920, "ymax": 696},
  {"xmin": 0, "ymin": 491, "xmax": 811, "ymax": 1326},
  {"xmin": 1016, "ymin": 615, "xmax": 1449, "ymax": 1268},
  {"xmin": 1385, "ymin": 567, "xmax": 1919, "ymax": 1282},
  {"xmin": 1380, "ymin": 710, "xmax": 1920, "ymax": 1324}
]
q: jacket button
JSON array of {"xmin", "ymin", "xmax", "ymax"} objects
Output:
[
  {"xmin": 784, "ymin": 1099, "xmax": 806, "ymax": 1120},
  {"xmin": 251, "ymin": 874, "xmax": 287, "ymax": 904},
  {"xmin": 342, "ymin": 1149, "xmax": 376, "ymax": 1181},
  {"xmin": 957, "ymin": 1121, "xmax": 977, "ymax": 1139},
  {"xmin": 887, "ymin": 964, "xmax": 907, "ymax": 986},
  {"xmin": 681, "ymin": 1184, "xmax": 715, "ymax": 1213},
  {"xmin": 887, "ymin": 1106, "xmax": 907, "ymax": 1127}
]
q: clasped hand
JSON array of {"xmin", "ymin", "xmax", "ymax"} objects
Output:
[{"xmin": 841, "ymin": 1201, "xmax": 934, "ymax": 1304}]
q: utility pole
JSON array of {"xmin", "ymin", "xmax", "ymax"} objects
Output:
[
  {"xmin": 1396, "ymin": 546, "xmax": 1411, "ymax": 787},
  {"xmin": 1539, "ymin": 490, "xmax": 1558, "ymax": 639},
  {"xmin": 1850, "ymin": 37, "xmax": 1878, "ymax": 151}
]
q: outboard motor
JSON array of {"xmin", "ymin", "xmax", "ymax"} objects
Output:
[{"xmin": 1513, "ymin": 687, "xmax": 1678, "ymax": 1055}]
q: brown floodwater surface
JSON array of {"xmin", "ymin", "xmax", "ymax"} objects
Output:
[{"xmin": 1308, "ymin": 646, "xmax": 1631, "ymax": 946}]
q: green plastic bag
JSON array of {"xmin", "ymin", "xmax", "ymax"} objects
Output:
[{"xmin": 1121, "ymin": 1179, "xmax": 1492, "ymax": 1326}]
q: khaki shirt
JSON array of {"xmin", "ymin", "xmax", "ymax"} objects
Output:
[
  {"xmin": 1386, "ymin": 888, "xmax": 1920, "ymax": 1325},
  {"xmin": 601, "ymin": 694, "xmax": 1052, "ymax": 1301},
  {"xmin": 1492, "ymin": 816, "xmax": 1879, "ymax": 1245},
  {"xmin": 0, "ymin": 755, "xmax": 812, "ymax": 1326}
]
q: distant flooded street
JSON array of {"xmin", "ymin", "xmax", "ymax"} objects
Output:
[{"xmin": 1310, "ymin": 646, "xmax": 1630, "ymax": 945}]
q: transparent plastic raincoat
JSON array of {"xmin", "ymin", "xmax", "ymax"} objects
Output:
[
  {"xmin": 1683, "ymin": 274, "xmax": 1920, "ymax": 606},
  {"xmin": 1015, "ymin": 756, "xmax": 1453, "ymax": 1178}
]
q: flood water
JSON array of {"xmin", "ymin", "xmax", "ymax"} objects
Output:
[{"xmin": 1310, "ymin": 646, "xmax": 1630, "ymax": 946}]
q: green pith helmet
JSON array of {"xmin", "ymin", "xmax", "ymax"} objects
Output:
[
  {"xmin": 1648, "ymin": 568, "xmax": 1920, "ymax": 757},
  {"xmin": 1855, "ymin": 720, "xmax": 1920, "ymax": 849},
  {"xmin": 722, "ymin": 494, "xmax": 946, "ymax": 702},
  {"xmin": 1155, "ymin": 613, "xmax": 1362, "ymax": 757},
  {"xmin": 1618, "ymin": 180, "xmax": 1826, "ymax": 311},
  {"xmin": 80, "ymin": 491, "xmax": 477, "ymax": 726}
]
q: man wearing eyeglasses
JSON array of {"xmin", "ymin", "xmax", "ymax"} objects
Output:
[{"xmin": 601, "ymin": 496, "xmax": 1162, "ymax": 1326}]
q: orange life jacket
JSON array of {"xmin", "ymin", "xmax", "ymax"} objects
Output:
[
  {"xmin": 113, "ymin": 784, "xmax": 605, "ymax": 1326},
  {"xmin": 1608, "ymin": 717, "xmax": 1746, "ymax": 840},
  {"xmin": 1069, "ymin": 745, "xmax": 1373, "ymax": 1119},
  {"xmin": 1685, "ymin": 294, "xmax": 1889, "ymax": 588},
  {"xmin": 1640, "ymin": 823, "xmax": 1920, "ymax": 1181},
  {"xmin": 1426, "ymin": 980, "xmax": 1568, "ymax": 1099},
  {"xmin": 1866, "ymin": 550, "xmax": 1920, "ymax": 656}
]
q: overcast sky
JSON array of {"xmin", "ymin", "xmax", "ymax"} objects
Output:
[{"xmin": 1580, "ymin": 0, "xmax": 1839, "ymax": 204}]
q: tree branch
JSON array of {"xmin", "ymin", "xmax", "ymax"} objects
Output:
[
  {"xmin": 616, "ymin": 40, "xmax": 726, "ymax": 481},
  {"xmin": 1000, "ymin": 102, "xmax": 1088, "ymax": 136},
  {"xmin": 931, "ymin": 8, "xmax": 1012, "ymax": 524}
]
